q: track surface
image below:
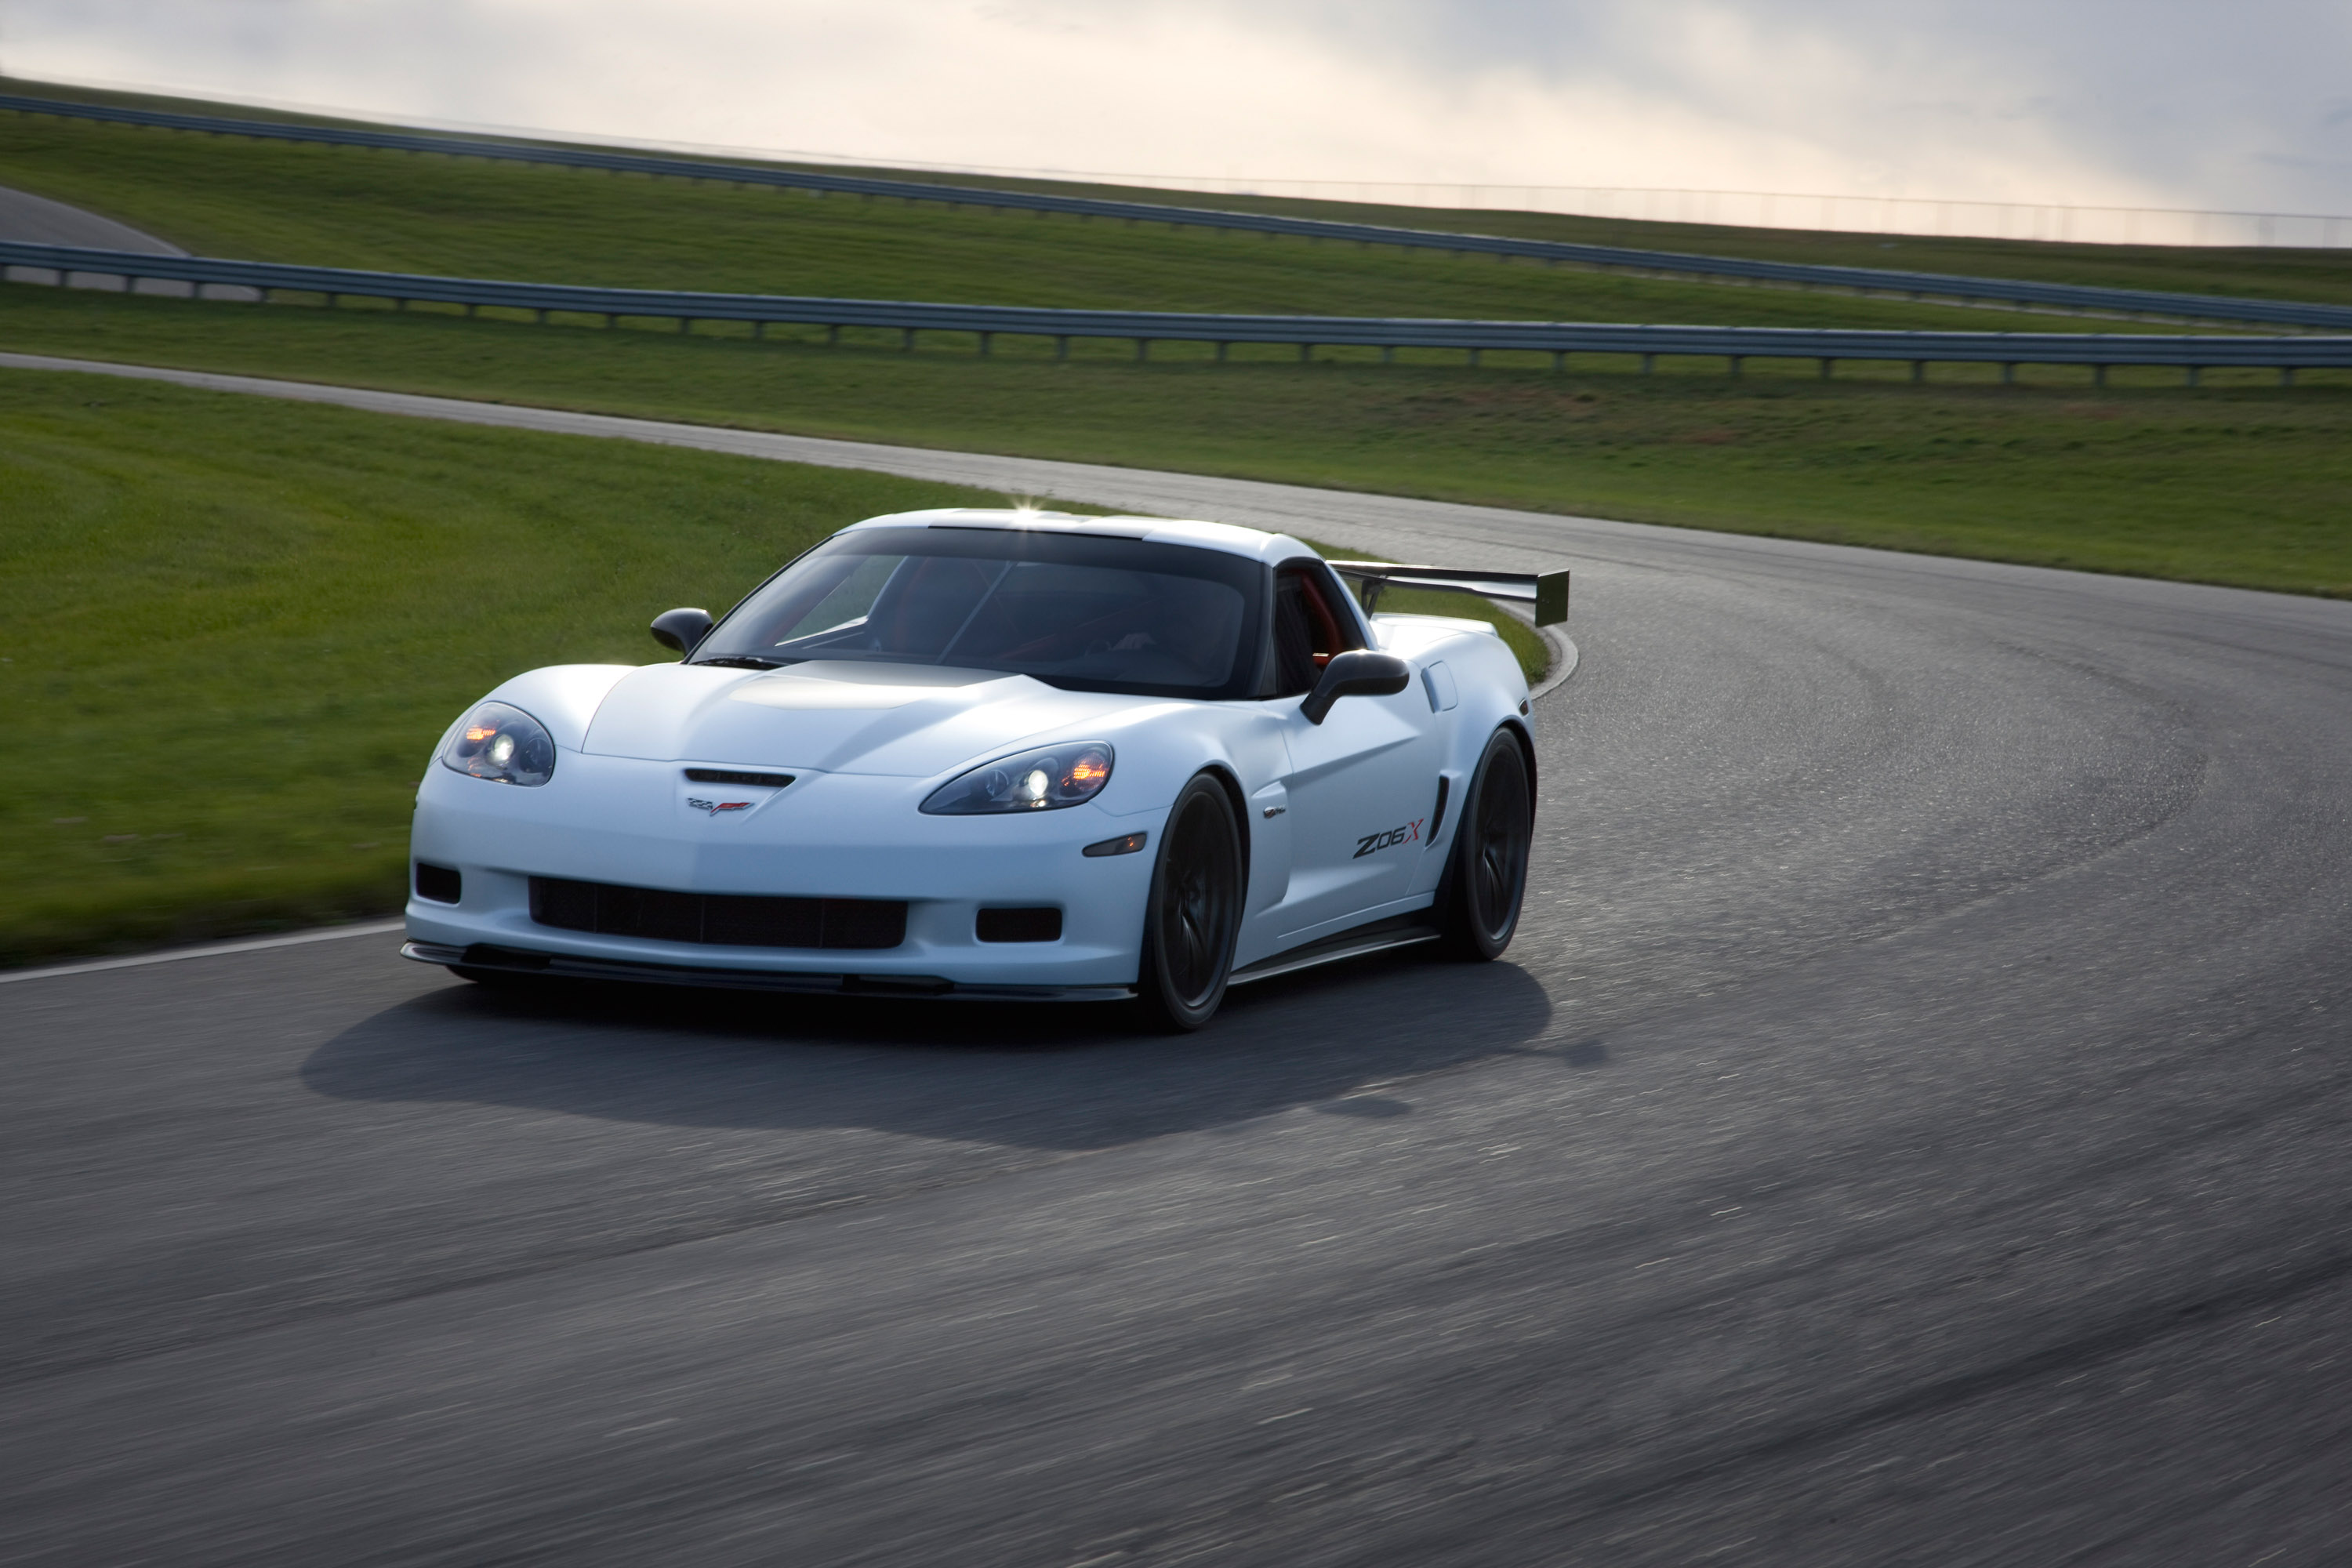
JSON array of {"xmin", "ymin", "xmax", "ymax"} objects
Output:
[
  {"xmin": 5, "ymin": 373, "xmax": 2350, "ymax": 1563},
  {"xmin": 0, "ymin": 188, "xmax": 260, "ymax": 299},
  {"xmin": 0, "ymin": 182, "xmax": 178, "ymax": 251}
]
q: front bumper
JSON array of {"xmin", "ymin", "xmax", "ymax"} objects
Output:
[{"xmin": 406, "ymin": 751, "xmax": 1159, "ymax": 990}]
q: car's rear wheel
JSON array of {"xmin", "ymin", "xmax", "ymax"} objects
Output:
[
  {"xmin": 1439, "ymin": 727, "xmax": 1534, "ymax": 961},
  {"xmin": 1137, "ymin": 775, "xmax": 1243, "ymax": 1031}
]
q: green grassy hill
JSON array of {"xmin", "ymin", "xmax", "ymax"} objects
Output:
[
  {"xmin": 0, "ymin": 89, "xmax": 2296, "ymax": 334},
  {"xmin": 9, "ymin": 74, "xmax": 2350, "ymax": 309}
]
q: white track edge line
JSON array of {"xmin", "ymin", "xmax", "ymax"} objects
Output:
[
  {"xmin": 1497, "ymin": 603, "xmax": 1581, "ymax": 702},
  {"xmin": 0, "ymin": 920, "xmax": 408, "ymax": 985}
]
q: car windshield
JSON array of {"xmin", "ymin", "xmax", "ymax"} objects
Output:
[{"xmin": 692, "ymin": 526, "xmax": 1264, "ymax": 699}]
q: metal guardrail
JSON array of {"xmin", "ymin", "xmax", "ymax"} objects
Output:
[
  {"xmin": 7, "ymin": 242, "xmax": 2347, "ymax": 383},
  {"xmin": 6, "ymin": 92, "xmax": 2351, "ymax": 334}
]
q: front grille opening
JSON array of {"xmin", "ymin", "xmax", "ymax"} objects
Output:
[
  {"xmin": 684, "ymin": 768, "xmax": 795, "ymax": 789},
  {"xmin": 976, "ymin": 906, "xmax": 1062, "ymax": 944},
  {"xmin": 414, "ymin": 862, "xmax": 462, "ymax": 904},
  {"xmin": 530, "ymin": 877, "xmax": 903, "ymax": 949}
]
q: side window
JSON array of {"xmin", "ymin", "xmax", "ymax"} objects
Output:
[{"xmin": 1267, "ymin": 562, "xmax": 1363, "ymax": 698}]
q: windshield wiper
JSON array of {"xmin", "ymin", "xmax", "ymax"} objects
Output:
[{"xmin": 695, "ymin": 655, "xmax": 787, "ymax": 670}]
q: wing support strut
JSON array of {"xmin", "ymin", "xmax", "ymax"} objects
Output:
[{"xmin": 1327, "ymin": 561, "xmax": 1570, "ymax": 626}]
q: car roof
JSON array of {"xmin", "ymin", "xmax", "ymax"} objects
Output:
[{"xmin": 839, "ymin": 508, "xmax": 1316, "ymax": 564}]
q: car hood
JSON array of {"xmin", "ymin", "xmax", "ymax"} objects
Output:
[{"xmin": 579, "ymin": 659, "xmax": 1142, "ymax": 778}]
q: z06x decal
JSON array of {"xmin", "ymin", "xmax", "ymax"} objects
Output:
[{"xmin": 1353, "ymin": 818, "xmax": 1425, "ymax": 858}]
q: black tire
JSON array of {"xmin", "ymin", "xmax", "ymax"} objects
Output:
[
  {"xmin": 1136, "ymin": 775, "xmax": 1244, "ymax": 1031},
  {"xmin": 1439, "ymin": 727, "xmax": 1534, "ymax": 961}
]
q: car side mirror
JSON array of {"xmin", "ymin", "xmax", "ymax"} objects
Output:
[
  {"xmin": 1300, "ymin": 650, "xmax": 1411, "ymax": 724},
  {"xmin": 649, "ymin": 607, "xmax": 714, "ymax": 655}
]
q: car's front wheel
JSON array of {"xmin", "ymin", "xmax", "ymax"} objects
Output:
[
  {"xmin": 1439, "ymin": 726, "xmax": 1534, "ymax": 961},
  {"xmin": 1137, "ymin": 775, "xmax": 1243, "ymax": 1031}
]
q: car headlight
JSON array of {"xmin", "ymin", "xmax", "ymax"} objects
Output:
[
  {"xmin": 921, "ymin": 742, "xmax": 1113, "ymax": 815},
  {"xmin": 440, "ymin": 702, "xmax": 557, "ymax": 787}
]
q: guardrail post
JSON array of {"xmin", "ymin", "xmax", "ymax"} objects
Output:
[
  {"xmin": 603, "ymin": 313, "xmax": 615, "ymax": 328},
  {"xmin": 678, "ymin": 317, "xmax": 691, "ymax": 334},
  {"xmin": 2281, "ymin": 366, "xmax": 2296, "ymax": 387},
  {"xmin": 1728, "ymin": 356, "xmax": 1744, "ymax": 379},
  {"xmin": 1298, "ymin": 343, "xmax": 1311, "ymax": 364},
  {"xmin": 2000, "ymin": 362, "xmax": 2016, "ymax": 384},
  {"xmin": 1056, "ymin": 336, "xmax": 1069, "ymax": 361},
  {"xmin": 464, "ymin": 303, "xmax": 477, "ymax": 318},
  {"xmin": 2093, "ymin": 365, "xmax": 2107, "ymax": 387},
  {"xmin": 753, "ymin": 320, "xmax": 764, "ymax": 339},
  {"xmin": 2185, "ymin": 365, "xmax": 2201, "ymax": 387},
  {"xmin": 902, "ymin": 328, "xmax": 915, "ymax": 351},
  {"xmin": 1216, "ymin": 342, "xmax": 1230, "ymax": 363},
  {"xmin": 1381, "ymin": 346, "xmax": 1395, "ymax": 365},
  {"xmin": 325, "ymin": 292, "xmax": 339, "ymax": 309},
  {"xmin": 826, "ymin": 325, "xmax": 840, "ymax": 345},
  {"xmin": 978, "ymin": 332, "xmax": 992, "ymax": 358},
  {"xmin": 1640, "ymin": 353, "xmax": 1655, "ymax": 376},
  {"xmin": 1818, "ymin": 358, "xmax": 1833, "ymax": 380},
  {"xmin": 1551, "ymin": 350, "xmax": 1564, "ymax": 372},
  {"xmin": 1136, "ymin": 339, "xmax": 1149, "ymax": 362},
  {"xmin": 1911, "ymin": 361, "xmax": 1925, "ymax": 383}
]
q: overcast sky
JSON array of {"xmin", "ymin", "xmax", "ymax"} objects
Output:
[{"xmin": 7, "ymin": 1, "xmax": 2350, "ymax": 216}]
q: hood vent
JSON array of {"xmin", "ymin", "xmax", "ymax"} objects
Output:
[{"xmin": 684, "ymin": 768, "xmax": 795, "ymax": 789}]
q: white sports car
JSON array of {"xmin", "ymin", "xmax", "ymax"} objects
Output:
[{"xmin": 401, "ymin": 508, "xmax": 1566, "ymax": 1029}]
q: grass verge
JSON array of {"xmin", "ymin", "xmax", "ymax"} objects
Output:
[
  {"xmin": 0, "ymin": 369, "xmax": 1548, "ymax": 966},
  {"xmin": 7, "ymin": 287, "xmax": 2350, "ymax": 598},
  {"xmin": 0, "ymin": 370, "xmax": 1008, "ymax": 966}
]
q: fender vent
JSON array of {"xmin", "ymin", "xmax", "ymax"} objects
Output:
[{"xmin": 530, "ymin": 877, "xmax": 903, "ymax": 949}]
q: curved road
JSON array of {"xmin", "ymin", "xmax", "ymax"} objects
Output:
[
  {"xmin": 4, "ymin": 359, "xmax": 2350, "ymax": 1564},
  {"xmin": 0, "ymin": 186, "xmax": 257, "ymax": 297}
]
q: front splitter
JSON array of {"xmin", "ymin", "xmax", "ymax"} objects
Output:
[{"xmin": 401, "ymin": 940, "xmax": 1136, "ymax": 1003}]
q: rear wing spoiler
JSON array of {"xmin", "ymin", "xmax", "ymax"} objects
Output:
[{"xmin": 1327, "ymin": 561, "xmax": 1570, "ymax": 628}]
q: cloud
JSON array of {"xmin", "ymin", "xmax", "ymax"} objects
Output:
[{"xmin": 7, "ymin": 0, "xmax": 2350, "ymax": 216}]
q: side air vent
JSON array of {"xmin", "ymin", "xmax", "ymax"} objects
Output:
[
  {"xmin": 530, "ymin": 877, "xmax": 903, "ymax": 949},
  {"xmin": 684, "ymin": 768, "xmax": 796, "ymax": 789},
  {"xmin": 414, "ymin": 862, "xmax": 462, "ymax": 904},
  {"xmin": 976, "ymin": 907, "xmax": 1062, "ymax": 943}
]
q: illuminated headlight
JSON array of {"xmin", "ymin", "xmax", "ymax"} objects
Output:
[
  {"xmin": 922, "ymin": 742, "xmax": 1114, "ymax": 815},
  {"xmin": 440, "ymin": 702, "xmax": 557, "ymax": 787}
]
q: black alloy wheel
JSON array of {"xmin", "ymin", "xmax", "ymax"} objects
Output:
[
  {"xmin": 1440, "ymin": 727, "xmax": 1534, "ymax": 960},
  {"xmin": 1138, "ymin": 775, "xmax": 1243, "ymax": 1030}
]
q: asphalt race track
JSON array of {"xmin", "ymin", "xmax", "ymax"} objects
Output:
[
  {"xmin": 0, "ymin": 190, "xmax": 260, "ymax": 298},
  {"xmin": 5, "ymin": 372, "xmax": 2350, "ymax": 1563},
  {"xmin": 0, "ymin": 183, "xmax": 180, "ymax": 252}
]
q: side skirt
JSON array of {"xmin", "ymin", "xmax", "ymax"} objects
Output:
[{"xmin": 1228, "ymin": 913, "xmax": 1442, "ymax": 987}]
